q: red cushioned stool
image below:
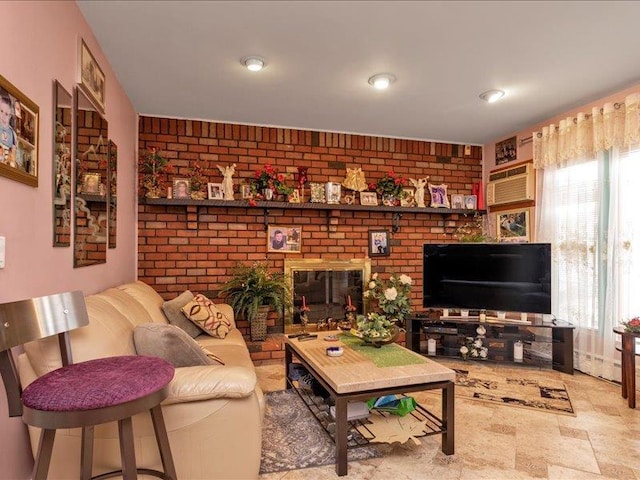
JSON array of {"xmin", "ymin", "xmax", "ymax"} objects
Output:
[{"xmin": 0, "ymin": 291, "xmax": 177, "ymax": 480}]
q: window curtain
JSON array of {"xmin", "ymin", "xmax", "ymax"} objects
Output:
[{"xmin": 533, "ymin": 92, "xmax": 640, "ymax": 380}]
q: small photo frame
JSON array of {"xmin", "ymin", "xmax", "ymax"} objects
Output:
[
  {"xmin": 173, "ymin": 178, "xmax": 190, "ymax": 199},
  {"xmin": 497, "ymin": 208, "xmax": 530, "ymax": 243},
  {"xmin": 428, "ymin": 183, "xmax": 450, "ymax": 208},
  {"xmin": 0, "ymin": 73, "xmax": 39, "ymax": 187},
  {"xmin": 326, "ymin": 182, "xmax": 341, "ymax": 204},
  {"xmin": 360, "ymin": 191, "xmax": 378, "ymax": 206},
  {"xmin": 267, "ymin": 226, "xmax": 302, "ymax": 253},
  {"xmin": 451, "ymin": 194, "xmax": 464, "ymax": 209},
  {"xmin": 240, "ymin": 184, "xmax": 252, "ymax": 199},
  {"xmin": 401, "ymin": 188, "xmax": 415, "ymax": 207},
  {"xmin": 82, "ymin": 173, "xmax": 101, "ymax": 195},
  {"xmin": 78, "ymin": 39, "xmax": 105, "ymax": 113},
  {"xmin": 309, "ymin": 183, "xmax": 326, "ymax": 203},
  {"xmin": 464, "ymin": 194, "xmax": 477, "ymax": 210},
  {"xmin": 207, "ymin": 182, "xmax": 223, "ymax": 200},
  {"xmin": 369, "ymin": 230, "xmax": 390, "ymax": 257}
]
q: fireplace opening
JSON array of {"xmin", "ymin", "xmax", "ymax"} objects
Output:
[{"xmin": 284, "ymin": 258, "xmax": 371, "ymax": 332}]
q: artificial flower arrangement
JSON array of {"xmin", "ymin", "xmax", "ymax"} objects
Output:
[
  {"xmin": 353, "ymin": 312, "xmax": 396, "ymax": 340},
  {"xmin": 369, "ymin": 171, "xmax": 408, "ymax": 198},
  {"xmin": 250, "ymin": 163, "xmax": 294, "ymax": 198},
  {"xmin": 139, "ymin": 147, "xmax": 172, "ymax": 198},
  {"xmin": 363, "ymin": 272, "xmax": 413, "ymax": 325},
  {"xmin": 188, "ymin": 162, "xmax": 207, "ymax": 199},
  {"xmin": 459, "ymin": 325, "xmax": 488, "ymax": 360},
  {"xmin": 621, "ymin": 316, "xmax": 640, "ymax": 333}
]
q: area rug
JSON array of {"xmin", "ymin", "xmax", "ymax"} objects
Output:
[
  {"xmin": 260, "ymin": 389, "xmax": 381, "ymax": 474},
  {"xmin": 452, "ymin": 367, "xmax": 575, "ymax": 416}
]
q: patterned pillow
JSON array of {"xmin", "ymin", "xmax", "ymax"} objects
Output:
[{"xmin": 181, "ymin": 294, "xmax": 232, "ymax": 339}]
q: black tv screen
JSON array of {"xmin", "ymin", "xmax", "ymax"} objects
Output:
[{"xmin": 423, "ymin": 243, "xmax": 552, "ymax": 314}]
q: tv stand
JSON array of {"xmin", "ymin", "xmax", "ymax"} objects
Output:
[{"xmin": 406, "ymin": 313, "xmax": 574, "ymax": 374}]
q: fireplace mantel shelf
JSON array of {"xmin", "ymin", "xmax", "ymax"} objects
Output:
[{"xmin": 143, "ymin": 198, "xmax": 485, "ymax": 231}]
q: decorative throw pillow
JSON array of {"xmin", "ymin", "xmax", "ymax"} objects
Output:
[
  {"xmin": 181, "ymin": 294, "xmax": 232, "ymax": 339},
  {"xmin": 161, "ymin": 290, "xmax": 202, "ymax": 338},
  {"xmin": 133, "ymin": 323, "xmax": 224, "ymax": 367}
]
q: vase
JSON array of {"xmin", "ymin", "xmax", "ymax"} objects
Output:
[
  {"xmin": 251, "ymin": 305, "xmax": 270, "ymax": 341},
  {"xmin": 382, "ymin": 194, "xmax": 399, "ymax": 206}
]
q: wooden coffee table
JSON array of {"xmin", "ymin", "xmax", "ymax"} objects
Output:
[{"xmin": 284, "ymin": 331, "xmax": 456, "ymax": 476}]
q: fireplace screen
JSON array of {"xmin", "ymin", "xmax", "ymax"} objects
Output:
[{"xmin": 284, "ymin": 259, "xmax": 371, "ymax": 330}]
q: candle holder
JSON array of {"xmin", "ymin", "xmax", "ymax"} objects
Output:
[
  {"xmin": 300, "ymin": 313, "xmax": 309, "ymax": 334},
  {"xmin": 297, "ymin": 167, "xmax": 308, "ymax": 202}
]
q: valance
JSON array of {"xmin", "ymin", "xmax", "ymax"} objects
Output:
[{"xmin": 533, "ymin": 93, "xmax": 640, "ymax": 168}]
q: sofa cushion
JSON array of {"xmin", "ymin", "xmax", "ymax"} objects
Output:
[
  {"xmin": 134, "ymin": 323, "xmax": 224, "ymax": 367},
  {"xmin": 96, "ymin": 288, "xmax": 156, "ymax": 327},
  {"xmin": 116, "ymin": 281, "xmax": 168, "ymax": 324},
  {"xmin": 181, "ymin": 294, "xmax": 232, "ymax": 339},
  {"xmin": 161, "ymin": 290, "xmax": 202, "ymax": 338}
]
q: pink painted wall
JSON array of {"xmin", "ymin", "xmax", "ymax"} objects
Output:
[
  {"xmin": 0, "ymin": 2, "xmax": 137, "ymax": 477},
  {"xmin": 484, "ymin": 81, "xmax": 640, "ymax": 173}
]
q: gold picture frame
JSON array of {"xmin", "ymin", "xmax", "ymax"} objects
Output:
[
  {"xmin": 78, "ymin": 39, "xmax": 105, "ymax": 114},
  {"xmin": 0, "ymin": 73, "xmax": 39, "ymax": 187},
  {"xmin": 267, "ymin": 226, "xmax": 302, "ymax": 253}
]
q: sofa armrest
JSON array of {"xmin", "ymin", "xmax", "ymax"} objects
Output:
[{"xmin": 162, "ymin": 365, "xmax": 257, "ymax": 405}]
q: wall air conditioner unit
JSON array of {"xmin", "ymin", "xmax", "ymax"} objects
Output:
[{"xmin": 486, "ymin": 163, "xmax": 535, "ymax": 206}]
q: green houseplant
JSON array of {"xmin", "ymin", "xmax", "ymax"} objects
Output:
[{"xmin": 218, "ymin": 261, "xmax": 293, "ymax": 341}]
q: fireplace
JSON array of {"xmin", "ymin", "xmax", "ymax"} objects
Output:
[{"xmin": 284, "ymin": 258, "xmax": 371, "ymax": 332}]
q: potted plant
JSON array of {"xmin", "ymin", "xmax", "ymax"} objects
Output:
[
  {"xmin": 139, "ymin": 147, "xmax": 171, "ymax": 198},
  {"xmin": 218, "ymin": 261, "xmax": 293, "ymax": 341}
]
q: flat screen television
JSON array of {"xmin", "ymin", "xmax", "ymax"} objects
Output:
[{"xmin": 423, "ymin": 243, "xmax": 551, "ymax": 314}]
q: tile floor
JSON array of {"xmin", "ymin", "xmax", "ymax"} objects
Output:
[{"xmin": 255, "ymin": 358, "xmax": 640, "ymax": 480}]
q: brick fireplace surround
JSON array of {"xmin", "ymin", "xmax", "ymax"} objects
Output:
[{"xmin": 138, "ymin": 116, "xmax": 483, "ymax": 360}]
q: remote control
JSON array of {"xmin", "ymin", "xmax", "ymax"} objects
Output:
[
  {"xmin": 298, "ymin": 334, "xmax": 318, "ymax": 341},
  {"xmin": 287, "ymin": 333, "xmax": 306, "ymax": 338}
]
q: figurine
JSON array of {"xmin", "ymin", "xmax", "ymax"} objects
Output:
[
  {"xmin": 217, "ymin": 164, "xmax": 236, "ymax": 200},
  {"xmin": 342, "ymin": 167, "xmax": 367, "ymax": 192},
  {"xmin": 409, "ymin": 177, "xmax": 429, "ymax": 208}
]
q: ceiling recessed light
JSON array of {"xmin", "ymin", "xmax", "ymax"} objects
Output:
[
  {"xmin": 241, "ymin": 56, "xmax": 266, "ymax": 72},
  {"xmin": 368, "ymin": 73, "xmax": 396, "ymax": 90},
  {"xmin": 479, "ymin": 89, "xmax": 505, "ymax": 103}
]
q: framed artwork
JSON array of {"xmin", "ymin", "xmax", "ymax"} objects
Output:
[
  {"xmin": 360, "ymin": 192, "xmax": 378, "ymax": 206},
  {"xmin": 369, "ymin": 230, "xmax": 390, "ymax": 257},
  {"xmin": 0, "ymin": 73, "xmax": 39, "ymax": 187},
  {"xmin": 451, "ymin": 194, "xmax": 464, "ymax": 209},
  {"xmin": 326, "ymin": 182, "xmax": 341, "ymax": 204},
  {"xmin": 309, "ymin": 182, "xmax": 326, "ymax": 203},
  {"xmin": 173, "ymin": 178, "xmax": 190, "ymax": 199},
  {"xmin": 267, "ymin": 225, "xmax": 302, "ymax": 253},
  {"xmin": 207, "ymin": 182, "xmax": 223, "ymax": 200},
  {"xmin": 401, "ymin": 188, "xmax": 416, "ymax": 207},
  {"xmin": 240, "ymin": 184, "xmax": 252, "ymax": 199},
  {"xmin": 428, "ymin": 183, "xmax": 450, "ymax": 208},
  {"xmin": 82, "ymin": 173, "xmax": 101, "ymax": 195},
  {"xmin": 464, "ymin": 194, "xmax": 477, "ymax": 210},
  {"xmin": 495, "ymin": 136, "xmax": 517, "ymax": 165},
  {"xmin": 78, "ymin": 39, "xmax": 105, "ymax": 113},
  {"xmin": 497, "ymin": 208, "xmax": 530, "ymax": 242}
]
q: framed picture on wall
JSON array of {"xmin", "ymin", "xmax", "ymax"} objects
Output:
[
  {"xmin": 495, "ymin": 136, "xmax": 517, "ymax": 165},
  {"xmin": 368, "ymin": 229, "xmax": 390, "ymax": 257},
  {"xmin": 267, "ymin": 226, "xmax": 302, "ymax": 253},
  {"xmin": 78, "ymin": 39, "xmax": 105, "ymax": 113},
  {"xmin": 173, "ymin": 178, "xmax": 190, "ymax": 199},
  {"xmin": 496, "ymin": 208, "xmax": 531, "ymax": 242},
  {"xmin": 0, "ymin": 73, "xmax": 39, "ymax": 187}
]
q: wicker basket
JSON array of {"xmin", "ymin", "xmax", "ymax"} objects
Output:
[{"xmin": 251, "ymin": 306, "xmax": 270, "ymax": 341}]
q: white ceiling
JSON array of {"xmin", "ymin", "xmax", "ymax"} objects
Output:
[{"xmin": 77, "ymin": 1, "xmax": 640, "ymax": 146}]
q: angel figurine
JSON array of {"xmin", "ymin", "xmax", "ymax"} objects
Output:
[
  {"xmin": 409, "ymin": 177, "xmax": 429, "ymax": 208},
  {"xmin": 342, "ymin": 167, "xmax": 367, "ymax": 192},
  {"xmin": 217, "ymin": 164, "xmax": 236, "ymax": 200}
]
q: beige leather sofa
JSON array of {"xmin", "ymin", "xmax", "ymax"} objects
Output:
[{"xmin": 18, "ymin": 281, "xmax": 264, "ymax": 479}]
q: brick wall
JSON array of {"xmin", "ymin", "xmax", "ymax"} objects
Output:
[{"xmin": 138, "ymin": 116, "xmax": 483, "ymax": 360}]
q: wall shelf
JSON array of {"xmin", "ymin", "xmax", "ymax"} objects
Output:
[{"xmin": 142, "ymin": 198, "xmax": 485, "ymax": 231}]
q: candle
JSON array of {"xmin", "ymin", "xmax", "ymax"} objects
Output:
[
  {"xmin": 302, "ymin": 296, "xmax": 306, "ymax": 309},
  {"xmin": 427, "ymin": 338, "xmax": 436, "ymax": 356},
  {"xmin": 514, "ymin": 341, "xmax": 524, "ymax": 362},
  {"xmin": 347, "ymin": 295, "xmax": 352, "ymax": 306}
]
